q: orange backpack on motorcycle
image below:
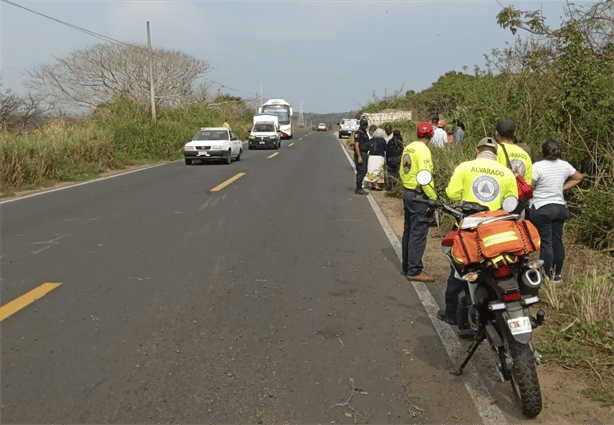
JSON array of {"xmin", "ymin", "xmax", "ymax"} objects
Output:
[{"xmin": 450, "ymin": 210, "xmax": 541, "ymax": 268}]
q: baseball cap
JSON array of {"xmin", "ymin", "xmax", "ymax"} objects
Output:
[
  {"xmin": 477, "ymin": 137, "xmax": 497, "ymax": 151},
  {"xmin": 417, "ymin": 122, "xmax": 434, "ymax": 137},
  {"xmin": 495, "ymin": 118, "xmax": 516, "ymax": 137},
  {"xmin": 437, "ymin": 120, "xmax": 446, "ymax": 128}
]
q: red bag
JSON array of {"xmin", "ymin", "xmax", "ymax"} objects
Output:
[{"xmin": 515, "ymin": 175, "xmax": 533, "ymax": 200}]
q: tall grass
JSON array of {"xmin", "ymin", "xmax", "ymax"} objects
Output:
[
  {"xmin": 1, "ymin": 97, "xmax": 255, "ymax": 192},
  {"xmin": 1, "ymin": 119, "xmax": 116, "ymax": 188}
]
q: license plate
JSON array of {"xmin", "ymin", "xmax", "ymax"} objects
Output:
[
  {"xmin": 259, "ymin": 141, "xmax": 265, "ymax": 144},
  {"xmin": 198, "ymin": 151, "xmax": 209, "ymax": 157},
  {"xmin": 507, "ymin": 317, "xmax": 532, "ymax": 335}
]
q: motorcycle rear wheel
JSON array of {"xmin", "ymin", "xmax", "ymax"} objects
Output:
[{"xmin": 503, "ymin": 328, "xmax": 543, "ymax": 418}]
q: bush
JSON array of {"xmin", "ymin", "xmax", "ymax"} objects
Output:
[
  {"xmin": 1, "ymin": 96, "xmax": 255, "ymax": 192},
  {"xmin": 1, "ymin": 119, "xmax": 115, "ymax": 188}
]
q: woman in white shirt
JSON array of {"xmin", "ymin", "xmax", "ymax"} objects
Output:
[{"xmin": 530, "ymin": 139, "xmax": 583, "ymax": 283}]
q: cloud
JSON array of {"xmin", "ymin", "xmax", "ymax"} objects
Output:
[{"xmin": 105, "ymin": 1, "xmax": 208, "ymax": 45}]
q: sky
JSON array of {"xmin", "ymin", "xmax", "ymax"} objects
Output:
[{"xmin": 0, "ymin": 0, "xmax": 591, "ymax": 113}]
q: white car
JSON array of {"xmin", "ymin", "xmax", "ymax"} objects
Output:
[
  {"xmin": 317, "ymin": 123, "xmax": 327, "ymax": 131},
  {"xmin": 248, "ymin": 120, "xmax": 281, "ymax": 150},
  {"xmin": 184, "ymin": 127, "xmax": 243, "ymax": 165},
  {"xmin": 338, "ymin": 119, "xmax": 358, "ymax": 138}
]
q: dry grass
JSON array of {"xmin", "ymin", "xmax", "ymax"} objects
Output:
[
  {"xmin": 536, "ymin": 241, "xmax": 614, "ymax": 405},
  {"xmin": 1, "ymin": 119, "xmax": 115, "ymax": 189}
]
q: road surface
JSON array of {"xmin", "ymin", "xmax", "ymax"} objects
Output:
[{"xmin": 2, "ymin": 130, "xmax": 517, "ymax": 423}]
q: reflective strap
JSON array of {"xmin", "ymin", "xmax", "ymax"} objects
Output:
[
  {"xmin": 492, "ymin": 255, "xmax": 507, "ymax": 268},
  {"xmin": 451, "ymin": 252, "xmax": 465, "ymax": 264},
  {"xmin": 482, "ymin": 231, "xmax": 519, "ymax": 247}
]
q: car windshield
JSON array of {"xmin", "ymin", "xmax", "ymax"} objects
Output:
[
  {"xmin": 262, "ymin": 105, "xmax": 290, "ymax": 125},
  {"xmin": 253, "ymin": 123, "xmax": 275, "ymax": 132},
  {"xmin": 194, "ymin": 130, "xmax": 228, "ymax": 141}
]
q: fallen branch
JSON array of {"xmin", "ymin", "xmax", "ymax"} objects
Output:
[{"xmin": 331, "ymin": 378, "xmax": 367, "ymax": 424}]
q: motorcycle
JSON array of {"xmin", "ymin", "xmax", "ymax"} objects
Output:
[{"xmin": 414, "ymin": 170, "xmax": 545, "ymax": 418}]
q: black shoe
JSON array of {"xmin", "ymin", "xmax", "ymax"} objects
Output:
[
  {"xmin": 437, "ymin": 309, "xmax": 457, "ymax": 326},
  {"xmin": 355, "ymin": 188, "xmax": 367, "ymax": 195}
]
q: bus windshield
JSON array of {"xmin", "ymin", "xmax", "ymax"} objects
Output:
[{"xmin": 262, "ymin": 105, "xmax": 290, "ymax": 125}]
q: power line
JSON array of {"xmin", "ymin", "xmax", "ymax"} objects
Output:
[
  {"xmin": 1, "ymin": 0, "xmax": 139, "ymax": 49},
  {"xmin": 2, "ymin": 0, "xmax": 250, "ymax": 96}
]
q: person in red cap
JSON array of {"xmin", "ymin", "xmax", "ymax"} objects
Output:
[{"xmin": 398, "ymin": 122, "xmax": 437, "ymax": 282}]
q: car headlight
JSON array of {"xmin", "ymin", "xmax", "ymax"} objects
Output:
[
  {"xmin": 268, "ymin": 135, "xmax": 277, "ymax": 140},
  {"xmin": 185, "ymin": 146, "xmax": 196, "ymax": 151},
  {"xmin": 210, "ymin": 145, "xmax": 220, "ymax": 150}
]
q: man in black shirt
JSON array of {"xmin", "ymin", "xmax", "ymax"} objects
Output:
[
  {"xmin": 386, "ymin": 129, "xmax": 404, "ymax": 191},
  {"xmin": 353, "ymin": 118, "xmax": 371, "ymax": 195}
]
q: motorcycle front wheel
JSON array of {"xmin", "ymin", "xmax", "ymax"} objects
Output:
[{"xmin": 502, "ymin": 326, "xmax": 543, "ymax": 418}]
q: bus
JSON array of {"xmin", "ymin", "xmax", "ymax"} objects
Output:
[{"xmin": 259, "ymin": 99, "xmax": 293, "ymax": 139}]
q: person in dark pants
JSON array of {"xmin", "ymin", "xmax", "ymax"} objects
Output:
[
  {"xmin": 438, "ymin": 137, "xmax": 518, "ymax": 327},
  {"xmin": 385, "ymin": 129, "xmax": 404, "ymax": 191},
  {"xmin": 399, "ymin": 123, "xmax": 437, "ymax": 282},
  {"xmin": 529, "ymin": 138, "xmax": 582, "ymax": 283},
  {"xmin": 353, "ymin": 118, "xmax": 370, "ymax": 195}
]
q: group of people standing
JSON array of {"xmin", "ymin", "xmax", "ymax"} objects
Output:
[
  {"xmin": 353, "ymin": 117, "xmax": 466, "ymax": 196},
  {"xmin": 353, "ymin": 116, "xmax": 582, "ymax": 328},
  {"xmin": 430, "ymin": 118, "xmax": 465, "ymax": 149},
  {"xmin": 352, "ymin": 118, "xmax": 405, "ymax": 194}
]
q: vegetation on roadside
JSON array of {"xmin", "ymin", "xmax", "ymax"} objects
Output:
[
  {"xmin": 0, "ymin": 96, "xmax": 254, "ymax": 195},
  {"xmin": 362, "ymin": 1, "xmax": 613, "ymax": 406}
]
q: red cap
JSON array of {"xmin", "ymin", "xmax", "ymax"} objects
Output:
[{"xmin": 417, "ymin": 122, "xmax": 434, "ymax": 137}]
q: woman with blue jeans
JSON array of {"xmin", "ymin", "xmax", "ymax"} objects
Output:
[{"xmin": 529, "ymin": 139, "xmax": 582, "ymax": 283}]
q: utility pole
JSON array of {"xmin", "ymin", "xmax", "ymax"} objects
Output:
[
  {"xmin": 147, "ymin": 21, "xmax": 156, "ymax": 122},
  {"xmin": 298, "ymin": 101, "xmax": 305, "ymax": 127}
]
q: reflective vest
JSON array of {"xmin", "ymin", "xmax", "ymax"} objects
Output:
[
  {"xmin": 399, "ymin": 141, "xmax": 436, "ymax": 200},
  {"xmin": 446, "ymin": 158, "xmax": 518, "ymax": 211},
  {"xmin": 496, "ymin": 143, "xmax": 533, "ymax": 183}
]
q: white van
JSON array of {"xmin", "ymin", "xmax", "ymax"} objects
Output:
[{"xmin": 248, "ymin": 114, "xmax": 282, "ymax": 150}]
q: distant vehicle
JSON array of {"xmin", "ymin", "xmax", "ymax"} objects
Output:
[
  {"xmin": 259, "ymin": 99, "xmax": 293, "ymax": 139},
  {"xmin": 248, "ymin": 114, "xmax": 281, "ymax": 150},
  {"xmin": 338, "ymin": 119, "xmax": 359, "ymax": 138},
  {"xmin": 184, "ymin": 127, "xmax": 243, "ymax": 165},
  {"xmin": 317, "ymin": 123, "xmax": 327, "ymax": 131}
]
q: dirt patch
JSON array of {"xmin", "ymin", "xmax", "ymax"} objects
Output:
[{"xmin": 368, "ymin": 187, "xmax": 614, "ymax": 424}]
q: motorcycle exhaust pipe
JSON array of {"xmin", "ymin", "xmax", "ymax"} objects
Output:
[{"xmin": 522, "ymin": 269, "xmax": 542, "ymax": 288}]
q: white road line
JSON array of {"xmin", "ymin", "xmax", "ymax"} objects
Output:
[
  {"xmin": 337, "ymin": 139, "xmax": 507, "ymax": 425},
  {"xmin": 1, "ymin": 163, "xmax": 168, "ymax": 204}
]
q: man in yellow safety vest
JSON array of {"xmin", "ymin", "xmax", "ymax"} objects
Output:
[
  {"xmin": 399, "ymin": 122, "xmax": 437, "ymax": 283},
  {"xmin": 437, "ymin": 137, "xmax": 518, "ymax": 327}
]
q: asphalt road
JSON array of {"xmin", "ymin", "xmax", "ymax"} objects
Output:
[{"xmin": 3, "ymin": 131, "xmax": 489, "ymax": 423}]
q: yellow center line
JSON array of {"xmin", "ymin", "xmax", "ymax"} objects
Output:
[
  {"xmin": 268, "ymin": 152, "xmax": 279, "ymax": 159},
  {"xmin": 0, "ymin": 282, "xmax": 62, "ymax": 322},
  {"xmin": 288, "ymin": 143, "xmax": 295, "ymax": 147},
  {"xmin": 211, "ymin": 172, "xmax": 245, "ymax": 192}
]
